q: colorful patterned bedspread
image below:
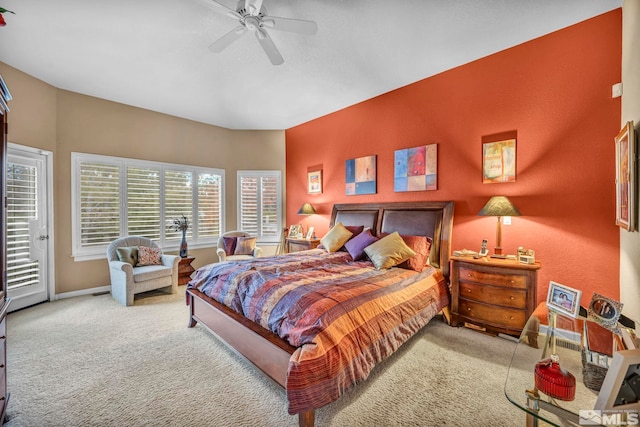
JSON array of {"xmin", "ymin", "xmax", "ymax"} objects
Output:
[{"xmin": 188, "ymin": 249, "xmax": 449, "ymax": 414}]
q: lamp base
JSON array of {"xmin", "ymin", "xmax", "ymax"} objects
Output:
[{"xmin": 490, "ymin": 254, "xmax": 507, "ymax": 259}]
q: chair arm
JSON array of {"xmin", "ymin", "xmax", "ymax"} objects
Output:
[
  {"xmin": 109, "ymin": 260, "xmax": 133, "ymax": 274},
  {"xmin": 253, "ymin": 246, "xmax": 263, "ymax": 258},
  {"xmin": 161, "ymin": 254, "xmax": 180, "ymax": 269},
  {"xmin": 216, "ymin": 248, "xmax": 227, "ymax": 262}
]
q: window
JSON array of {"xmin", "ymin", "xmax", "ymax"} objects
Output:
[
  {"xmin": 72, "ymin": 153, "xmax": 224, "ymax": 260},
  {"xmin": 237, "ymin": 171, "xmax": 282, "ymax": 243}
]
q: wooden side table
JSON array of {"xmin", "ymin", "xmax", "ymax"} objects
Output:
[
  {"xmin": 178, "ymin": 256, "xmax": 195, "ymax": 285},
  {"xmin": 286, "ymin": 238, "xmax": 320, "ymax": 253},
  {"xmin": 449, "ymin": 256, "xmax": 541, "ymax": 336}
]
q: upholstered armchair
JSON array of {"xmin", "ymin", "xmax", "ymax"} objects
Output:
[
  {"xmin": 216, "ymin": 230, "xmax": 263, "ymax": 262},
  {"xmin": 106, "ymin": 236, "xmax": 179, "ymax": 306}
]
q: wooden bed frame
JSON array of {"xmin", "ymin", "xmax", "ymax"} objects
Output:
[{"xmin": 186, "ymin": 201, "xmax": 454, "ymax": 426}]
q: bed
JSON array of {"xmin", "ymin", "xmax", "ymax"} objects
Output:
[{"xmin": 186, "ymin": 201, "xmax": 454, "ymax": 426}]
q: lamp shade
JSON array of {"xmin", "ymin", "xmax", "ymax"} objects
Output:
[
  {"xmin": 297, "ymin": 203, "xmax": 317, "ymax": 215},
  {"xmin": 477, "ymin": 196, "xmax": 521, "ymax": 217}
]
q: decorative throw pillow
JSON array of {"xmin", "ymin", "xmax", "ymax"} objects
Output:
[
  {"xmin": 364, "ymin": 231, "xmax": 416, "ymax": 270},
  {"xmin": 320, "ymin": 222, "xmax": 353, "ymax": 253},
  {"xmin": 234, "ymin": 236, "xmax": 257, "ymax": 255},
  {"xmin": 222, "ymin": 237, "xmax": 237, "ymax": 256},
  {"xmin": 338, "ymin": 225, "xmax": 365, "ymax": 251},
  {"xmin": 137, "ymin": 246, "xmax": 163, "ymax": 266},
  {"xmin": 344, "ymin": 228, "xmax": 379, "ymax": 261},
  {"xmin": 116, "ymin": 246, "xmax": 138, "ymax": 266},
  {"xmin": 397, "ymin": 235, "xmax": 433, "ymax": 272}
]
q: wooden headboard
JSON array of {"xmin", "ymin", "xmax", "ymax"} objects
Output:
[{"xmin": 329, "ymin": 201, "xmax": 455, "ymax": 279}]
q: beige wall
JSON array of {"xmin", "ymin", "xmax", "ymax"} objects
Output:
[
  {"xmin": 1, "ymin": 62, "xmax": 286, "ymax": 295},
  {"xmin": 620, "ymin": 0, "xmax": 640, "ymax": 320}
]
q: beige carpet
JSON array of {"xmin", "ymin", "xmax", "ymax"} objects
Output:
[{"xmin": 4, "ymin": 290, "xmax": 523, "ymax": 426}]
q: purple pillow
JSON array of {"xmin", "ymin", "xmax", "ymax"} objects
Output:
[
  {"xmin": 344, "ymin": 229, "xmax": 379, "ymax": 261},
  {"xmin": 222, "ymin": 237, "xmax": 237, "ymax": 256}
]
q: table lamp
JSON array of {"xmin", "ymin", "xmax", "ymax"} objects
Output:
[
  {"xmin": 297, "ymin": 202, "xmax": 316, "ymax": 237},
  {"xmin": 477, "ymin": 196, "xmax": 521, "ymax": 256}
]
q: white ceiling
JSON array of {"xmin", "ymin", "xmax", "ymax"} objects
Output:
[{"xmin": 0, "ymin": 0, "xmax": 621, "ymax": 130}]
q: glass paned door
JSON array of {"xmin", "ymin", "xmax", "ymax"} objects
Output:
[{"xmin": 7, "ymin": 149, "xmax": 49, "ymax": 311}]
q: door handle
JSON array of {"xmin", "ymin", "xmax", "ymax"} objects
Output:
[{"xmin": 38, "ymin": 235, "xmax": 49, "ymax": 240}]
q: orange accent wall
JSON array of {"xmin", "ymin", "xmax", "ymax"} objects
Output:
[{"xmin": 286, "ymin": 10, "xmax": 622, "ymax": 303}]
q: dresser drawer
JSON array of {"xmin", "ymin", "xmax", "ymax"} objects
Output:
[
  {"xmin": 459, "ymin": 299, "xmax": 527, "ymax": 329},
  {"xmin": 459, "ymin": 281, "xmax": 527, "ymax": 309},
  {"xmin": 459, "ymin": 267, "xmax": 526, "ymax": 289}
]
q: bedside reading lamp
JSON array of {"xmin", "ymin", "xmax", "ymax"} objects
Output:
[
  {"xmin": 297, "ymin": 202, "xmax": 317, "ymax": 237},
  {"xmin": 477, "ymin": 196, "xmax": 521, "ymax": 257}
]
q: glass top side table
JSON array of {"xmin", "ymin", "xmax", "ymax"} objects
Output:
[{"xmin": 504, "ymin": 303, "xmax": 638, "ymax": 427}]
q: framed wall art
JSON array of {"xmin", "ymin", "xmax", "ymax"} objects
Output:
[
  {"xmin": 483, "ymin": 138, "xmax": 516, "ymax": 183},
  {"xmin": 615, "ymin": 121, "xmax": 636, "ymax": 231},
  {"xmin": 394, "ymin": 144, "xmax": 438, "ymax": 192},
  {"xmin": 346, "ymin": 155, "xmax": 376, "ymax": 195},
  {"xmin": 307, "ymin": 170, "xmax": 322, "ymax": 194}
]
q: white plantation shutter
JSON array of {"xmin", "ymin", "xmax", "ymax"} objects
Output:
[
  {"xmin": 72, "ymin": 153, "xmax": 224, "ymax": 259},
  {"xmin": 197, "ymin": 173, "xmax": 223, "ymax": 238},
  {"xmin": 164, "ymin": 170, "xmax": 193, "ymax": 240},
  {"xmin": 79, "ymin": 161, "xmax": 121, "ymax": 247},
  {"xmin": 127, "ymin": 166, "xmax": 160, "ymax": 239},
  {"xmin": 238, "ymin": 171, "xmax": 281, "ymax": 243}
]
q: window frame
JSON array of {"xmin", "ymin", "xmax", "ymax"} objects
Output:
[
  {"xmin": 237, "ymin": 170, "xmax": 282, "ymax": 244},
  {"xmin": 71, "ymin": 153, "xmax": 225, "ymax": 261}
]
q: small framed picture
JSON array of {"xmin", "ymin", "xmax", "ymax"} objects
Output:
[
  {"xmin": 588, "ymin": 292, "xmax": 623, "ymax": 333},
  {"xmin": 594, "ymin": 349, "xmax": 640, "ymax": 410},
  {"xmin": 615, "ymin": 121, "xmax": 636, "ymax": 231},
  {"xmin": 308, "ymin": 170, "xmax": 322, "ymax": 194},
  {"xmin": 288, "ymin": 225, "xmax": 300, "ymax": 238},
  {"xmin": 306, "ymin": 226, "xmax": 314, "ymax": 239},
  {"xmin": 546, "ymin": 281, "xmax": 582, "ymax": 318}
]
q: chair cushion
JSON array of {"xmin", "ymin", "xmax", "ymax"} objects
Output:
[
  {"xmin": 137, "ymin": 246, "xmax": 162, "ymax": 266},
  {"xmin": 234, "ymin": 237, "xmax": 257, "ymax": 255},
  {"xmin": 222, "ymin": 237, "xmax": 237, "ymax": 256},
  {"xmin": 132, "ymin": 265, "xmax": 173, "ymax": 282},
  {"xmin": 116, "ymin": 246, "xmax": 139, "ymax": 266}
]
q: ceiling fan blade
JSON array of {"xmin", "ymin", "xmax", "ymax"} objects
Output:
[
  {"xmin": 261, "ymin": 16, "xmax": 318, "ymax": 35},
  {"xmin": 209, "ymin": 26, "xmax": 247, "ymax": 53},
  {"xmin": 198, "ymin": 0, "xmax": 242, "ymax": 19},
  {"xmin": 255, "ymin": 28, "xmax": 284, "ymax": 65},
  {"xmin": 245, "ymin": 0, "xmax": 264, "ymax": 15}
]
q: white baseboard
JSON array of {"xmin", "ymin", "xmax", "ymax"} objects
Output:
[{"xmin": 54, "ymin": 285, "xmax": 111, "ymax": 301}]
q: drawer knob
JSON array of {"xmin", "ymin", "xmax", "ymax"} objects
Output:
[
  {"xmin": 509, "ymin": 316, "xmax": 514, "ymax": 320},
  {"xmin": 510, "ymin": 280, "xmax": 514, "ymax": 283},
  {"xmin": 467, "ymin": 273, "xmax": 472, "ymax": 277},
  {"xmin": 510, "ymin": 296, "xmax": 514, "ymax": 300},
  {"xmin": 467, "ymin": 308, "xmax": 471, "ymax": 311},
  {"xmin": 467, "ymin": 289, "xmax": 472, "ymax": 293}
]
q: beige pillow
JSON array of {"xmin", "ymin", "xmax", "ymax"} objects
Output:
[
  {"xmin": 364, "ymin": 231, "xmax": 416, "ymax": 270},
  {"xmin": 320, "ymin": 222, "xmax": 353, "ymax": 252},
  {"xmin": 234, "ymin": 236, "xmax": 257, "ymax": 255}
]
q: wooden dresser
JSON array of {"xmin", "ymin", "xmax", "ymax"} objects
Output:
[{"xmin": 449, "ymin": 256, "xmax": 540, "ymax": 336}]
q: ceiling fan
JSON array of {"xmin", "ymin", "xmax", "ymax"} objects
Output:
[{"xmin": 200, "ymin": 0, "xmax": 318, "ymax": 65}]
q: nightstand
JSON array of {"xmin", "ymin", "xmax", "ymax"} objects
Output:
[
  {"xmin": 449, "ymin": 256, "xmax": 541, "ymax": 336},
  {"xmin": 286, "ymin": 238, "xmax": 320, "ymax": 253},
  {"xmin": 178, "ymin": 256, "xmax": 195, "ymax": 285}
]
